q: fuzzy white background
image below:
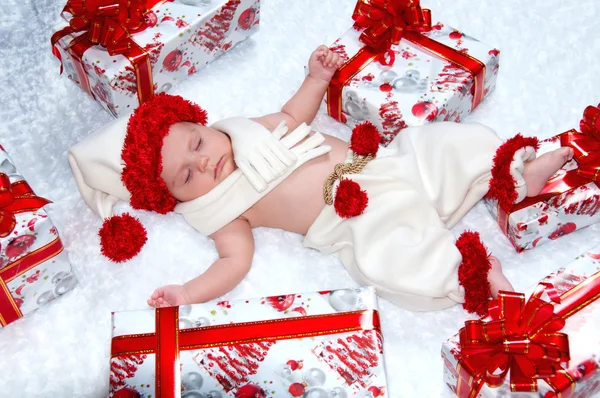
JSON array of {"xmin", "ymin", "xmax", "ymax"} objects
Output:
[{"xmin": 1, "ymin": 0, "xmax": 600, "ymax": 397}]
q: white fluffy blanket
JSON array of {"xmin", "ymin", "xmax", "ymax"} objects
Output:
[{"xmin": 0, "ymin": 0, "xmax": 599, "ymax": 396}]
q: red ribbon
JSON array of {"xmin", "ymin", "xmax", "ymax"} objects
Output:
[
  {"xmin": 0, "ymin": 175, "xmax": 51, "ymax": 238},
  {"xmin": 111, "ymin": 308, "xmax": 380, "ymax": 398},
  {"xmin": 0, "ymin": 168, "xmax": 60, "ymax": 327},
  {"xmin": 327, "ymin": 0, "xmax": 486, "ymax": 122},
  {"xmin": 50, "ymin": 0, "xmax": 165, "ymax": 105},
  {"xmin": 497, "ymin": 104, "xmax": 600, "ymax": 235},
  {"xmin": 0, "ymin": 237, "xmax": 64, "ymax": 327},
  {"xmin": 455, "ymin": 271, "xmax": 600, "ymax": 397}
]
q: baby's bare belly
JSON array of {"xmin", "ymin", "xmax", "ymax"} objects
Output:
[{"xmin": 243, "ymin": 134, "xmax": 349, "ymax": 234}]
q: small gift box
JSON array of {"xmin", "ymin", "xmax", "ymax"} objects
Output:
[
  {"xmin": 109, "ymin": 287, "xmax": 388, "ymax": 397},
  {"xmin": 322, "ymin": 0, "xmax": 499, "ymax": 145},
  {"xmin": 485, "ymin": 104, "xmax": 600, "ymax": 252},
  {"xmin": 51, "ymin": 0, "xmax": 260, "ymax": 118},
  {"xmin": 0, "ymin": 145, "xmax": 75, "ymax": 328},
  {"xmin": 441, "ymin": 244, "xmax": 600, "ymax": 397}
]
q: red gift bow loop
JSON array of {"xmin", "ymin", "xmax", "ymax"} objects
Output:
[
  {"xmin": 54, "ymin": 0, "xmax": 151, "ymax": 57},
  {"xmin": 327, "ymin": 1, "xmax": 485, "ymax": 123},
  {"xmin": 50, "ymin": 0, "xmax": 164, "ymax": 105},
  {"xmin": 0, "ymin": 174, "xmax": 51, "ymax": 237},
  {"xmin": 458, "ymin": 291, "xmax": 570, "ymax": 395},
  {"xmin": 352, "ymin": 0, "xmax": 432, "ymax": 51},
  {"xmin": 560, "ymin": 104, "xmax": 600, "ymax": 182}
]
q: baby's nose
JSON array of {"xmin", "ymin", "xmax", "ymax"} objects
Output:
[{"xmin": 196, "ymin": 155, "xmax": 209, "ymax": 172}]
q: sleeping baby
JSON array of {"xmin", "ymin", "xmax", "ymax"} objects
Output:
[{"xmin": 69, "ymin": 45, "xmax": 573, "ymax": 315}]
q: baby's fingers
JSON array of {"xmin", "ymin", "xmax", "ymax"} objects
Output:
[{"xmin": 324, "ymin": 50, "xmax": 335, "ymax": 66}]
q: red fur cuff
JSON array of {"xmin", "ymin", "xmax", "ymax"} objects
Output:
[
  {"xmin": 485, "ymin": 134, "xmax": 539, "ymax": 210},
  {"xmin": 456, "ymin": 231, "xmax": 492, "ymax": 316}
]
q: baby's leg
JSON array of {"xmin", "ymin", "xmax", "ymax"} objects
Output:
[
  {"xmin": 522, "ymin": 147, "xmax": 574, "ymax": 197},
  {"xmin": 487, "ymin": 256, "xmax": 514, "ymax": 298}
]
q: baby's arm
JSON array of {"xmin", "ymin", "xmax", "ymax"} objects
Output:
[
  {"xmin": 253, "ymin": 45, "xmax": 344, "ymax": 131},
  {"xmin": 147, "ymin": 217, "xmax": 254, "ymax": 307}
]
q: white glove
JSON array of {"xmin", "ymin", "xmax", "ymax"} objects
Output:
[
  {"xmin": 211, "ymin": 118, "xmax": 331, "ymax": 192},
  {"xmin": 211, "ymin": 118, "xmax": 297, "ymax": 192}
]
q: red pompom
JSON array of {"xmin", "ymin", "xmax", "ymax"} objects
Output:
[
  {"xmin": 456, "ymin": 231, "xmax": 492, "ymax": 316},
  {"xmin": 350, "ymin": 121, "xmax": 380, "ymax": 157},
  {"xmin": 99, "ymin": 214, "xmax": 148, "ymax": 263},
  {"xmin": 485, "ymin": 134, "xmax": 539, "ymax": 210},
  {"xmin": 334, "ymin": 179, "xmax": 368, "ymax": 219}
]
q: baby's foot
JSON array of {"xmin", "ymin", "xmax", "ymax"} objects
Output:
[
  {"xmin": 487, "ymin": 256, "xmax": 514, "ymax": 298},
  {"xmin": 523, "ymin": 147, "xmax": 574, "ymax": 197}
]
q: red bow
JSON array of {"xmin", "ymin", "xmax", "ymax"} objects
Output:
[
  {"xmin": 352, "ymin": 0, "xmax": 432, "ymax": 51},
  {"xmin": 55, "ymin": 0, "xmax": 154, "ymax": 56},
  {"xmin": 458, "ymin": 290, "xmax": 570, "ymax": 394},
  {"xmin": 0, "ymin": 173, "xmax": 51, "ymax": 237},
  {"xmin": 561, "ymin": 103, "xmax": 600, "ymax": 182}
]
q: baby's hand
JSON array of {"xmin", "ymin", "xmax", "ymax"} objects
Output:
[
  {"xmin": 147, "ymin": 284, "xmax": 189, "ymax": 308},
  {"xmin": 308, "ymin": 45, "xmax": 345, "ymax": 83}
]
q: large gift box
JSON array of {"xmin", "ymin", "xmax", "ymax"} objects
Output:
[
  {"xmin": 323, "ymin": 0, "xmax": 499, "ymax": 145},
  {"xmin": 485, "ymin": 104, "xmax": 600, "ymax": 252},
  {"xmin": 0, "ymin": 145, "xmax": 76, "ymax": 328},
  {"xmin": 441, "ymin": 244, "xmax": 600, "ymax": 398},
  {"xmin": 51, "ymin": 0, "xmax": 260, "ymax": 118},
  {"xmin": 109, "ymin": 287, "xmax": 388, "ymax": 397}
]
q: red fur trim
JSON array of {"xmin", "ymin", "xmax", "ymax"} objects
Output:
[
  {"xmin": 334, "ymin": 179, "xmax": 368, "ymax": 219},
  {"xmin": 121, "ymin": 93, "xmax": 208, "ymax": 214},
  {"xmin": 99, "ymin": 213, "xmax": 148, "ymax": 262},
  {"xmin": 456, "ymin": 231, "xmax": 491, "ymax": 316},
  {"xmin": 350, "ymin": 121, "xmax": 380, "ymax": 157},
  {"xmin": 485, "ymin": 134, "xmax": 539, "ymax": 210}
]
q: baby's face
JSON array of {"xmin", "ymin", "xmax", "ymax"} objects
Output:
[{"xmin": 160, "ymin": 121, "xmax": 236, "ymax": 202}]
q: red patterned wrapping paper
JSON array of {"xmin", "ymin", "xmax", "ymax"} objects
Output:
[
  {"xmin": 441, "ymin": 245, "xmax": 600, "ymax": 398},
  {"xmin": 319, "ymin": 0, "xmax": 498, "ymax": 145},
  {"xmin": 51, "ymin": 0, "xmax": 260, "ymax": 118},
  {"xmin": 109, "ymin": 287, "xmax": 388, "ymax": 398},
  {"xmin": 485, "ymin": 104, "xmax": 600, "ymax": 252},
  {"xmin": 0, "ymin": 145, "xmax": 75, "ymax": 328}
]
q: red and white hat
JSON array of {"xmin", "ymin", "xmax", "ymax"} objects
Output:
[{"xmin": 69, "ymin": 93, "xmax": 207, "ymax": 263}]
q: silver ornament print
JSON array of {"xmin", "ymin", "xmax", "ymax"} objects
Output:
[
  {"xmin": 303, "ymin": 368, "xmax": 326, "ymax": 387},
  {"xmin": 303, "ymin": 386, "xmax": 328, "ymax": 398},
  {"xmin": 182, "ymin": 392, "xmax": 204, "ymax": 398},
  {"xmin": 391, "ymin": 70, "xmax": 428, "ymax": 93},
  {"xmin": 328, "ymin": 289, "xmax": 359, "ymax": 312},
  {"xmin": 179, "ymin": 305, "xmax": 192, "ymax": 317},
  {"xmin": 379, "ymin": 69, "xmax": 398, "ymax": 83},
  {"xmin": 179, "ymin": 318, "xmax": 193, "ymax": 329},
  {"xmin": 53, "ymin": 274, "xmax": 77, "ymax": 296},
  {"xmin": 330, "ymin": 387, "xmax": 348, "ymax": 398},
  {"xmin": 36, "ymin": 290, "xmax": 56, "ymax": 306},
  {"xmin": 182, "ymin": 371, "xmax": 204, "ymax": 391},
  {"xmin": 194, "ymin": 317, "xmax": 210, "ymax": 327},
  {"xmin": 51, "ymin": 271, "xmax": 69, "ymax": 284}
]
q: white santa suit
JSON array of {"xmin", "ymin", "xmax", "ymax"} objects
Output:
[{"xmin": 304, "ymin": 122, "xmax": 534, "ymax": 311}]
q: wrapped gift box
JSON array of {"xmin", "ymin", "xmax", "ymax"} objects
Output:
[
  {"xmin": 52, "ymin": 0, "xmax": 260, "ymax": 118},
  {"xmin": 109, "ymin": 287, "xmax": 388, "ymax": 397},
  {"xmin": 485, "ymin": 103, "xmax": 600, "ymax": 252},
  {"xmin": 0, "ymin": 145, "xmax": 75, "ymax": 328},
  {"xmin": 322, "ymin": 1, "xmax": 499, "ymax": 145},
  {"xmin": 441, "ymin": 245, "xmax": 600, "ymax": 397}
]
